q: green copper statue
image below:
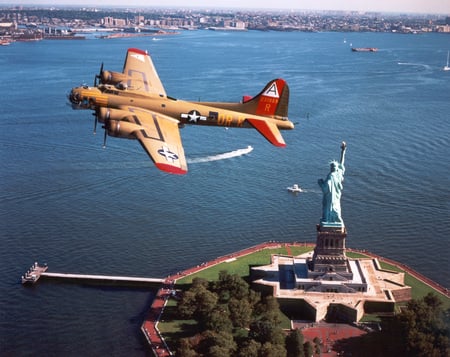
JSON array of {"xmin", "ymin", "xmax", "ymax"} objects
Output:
[{"xmin": 318, "ymin": 141, "xmax": 347, "ymax": 226}]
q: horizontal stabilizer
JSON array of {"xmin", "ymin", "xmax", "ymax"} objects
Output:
[{"xmin": 246, "ymin": 118, "xmax": 286, "ymax": 147}]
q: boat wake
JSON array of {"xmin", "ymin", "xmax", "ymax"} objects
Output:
[
  {"xmin": 397, "ymin": 62, "xmax": 431, "ymax": 70},
  {"xmin": 187, "ymin": 146, "xmax": 253, "ymax": 164}
]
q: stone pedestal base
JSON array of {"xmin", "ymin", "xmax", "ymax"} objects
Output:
[{"xmin": 309, "ymin": 224, "xmax": 353, "ymax": 280}]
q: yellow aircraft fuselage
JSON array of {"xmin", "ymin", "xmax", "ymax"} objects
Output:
[{"xmin": 70, "ymin": 85, "xmax": 294, "ymax": 132}]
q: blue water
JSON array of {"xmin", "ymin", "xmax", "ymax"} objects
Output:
[{"xmin": 1, "ymin": 30, "xmax": 449, "ymax": 355}]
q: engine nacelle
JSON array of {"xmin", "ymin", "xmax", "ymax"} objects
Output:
[
  {"xmin": 100, "ymin": 70, "xmax": 127, "ymax": 85},
  {"xmin": 106, "ymin": 119, "xmax": 140, "ymax": 140},
  {"xmin": 97, "ymin": 107, "xmax": 128, "ymax": 124},
  {"xmin": 97, "ymin": 108, "xmax": 141, "ymax": 139}
]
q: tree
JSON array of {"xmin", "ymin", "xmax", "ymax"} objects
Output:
[
  {"xmin": 249, "ymin": 318, "xmax": 285, "ymax": 346},
  {"xmin": 249, "ymin": 319, "xmax": 275, "ymax": 344},
  {"xmin": 395, "ymin": 293, "xmax": 449, "ymax": 357},
  {"xmin": 237, "ymin": 339, "xmax": 260, "ymax": 357},
  {"xmin": 195, "ymin": 287, "xmax": 219, "ymax": 323},
  {"xmin": 177, "ymin": 280, "xmax": 218, "ymax": 322},
  {"xmin": 229, "ymin": 297, "xmax": 253, "ymax": 328},
  {"xmin": 175, "ymin": 338, "xmax": 197, "ymax": 357},
  {"xmin": 177, "ymin": 277, "xmax": 211, "ymax": 318},
  {"xmin": 259, "ymin": 341, "xmax": 287, "ymax": 357},
  {"xmin": 177, "ymin": 289, "xmax": 197, "ymax": 319},
  {"xmin": 303, "ymin": 341, "xmax": 314, "ymax": 357},
  {"xmin": 313, "ymin": 336, "xmax": 322, "ymax": 355},
  {"xmin": 256, "ymin": 295, "xmax": 282, "ymax": 325},
  {"xmin": 248, "ymin": 288, "xmax": 262, "ymax": 306},
  {"xmin": 197, "ymin": 330, "xmax": 237, "ymax": 357},
  {"xmin": 205, "ymin": 307, "xmax": 233, "ymax": 333},
  {"xmin": 191, "ymin": 276, "xmax": 209, "ymax": 290},
  {"xmin": 286, "ymin": 329, "xmax": 305, "ymax": 357},
  {"xmin": 213, "ymin": 270, "xmax": 249, "ymax": 302}
]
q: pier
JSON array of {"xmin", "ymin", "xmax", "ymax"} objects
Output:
[
  {"xmin": 21, "ymin": 262, "xmax": 48, "ymax": 284},
  {"xmin": 21, "ymin": 264, "xmax": 164, "ymax": 287}
]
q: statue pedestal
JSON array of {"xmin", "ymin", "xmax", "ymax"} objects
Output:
[{"xmin": 308, "ymin": 224, "xmax": 353, "ymax": 280}]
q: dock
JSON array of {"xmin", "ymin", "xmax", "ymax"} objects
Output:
[
  {"xmin": 21, "ymin": 263, "xmax": 164, "ymax": 287},
  {"xmin": 21, "ymin": 262, "xmax": 48, "ymax": 284}
]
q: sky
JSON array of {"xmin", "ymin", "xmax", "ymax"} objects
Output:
[{"xmin": 2, "ymin": 0, "xmax": 450, "ymax": 15}]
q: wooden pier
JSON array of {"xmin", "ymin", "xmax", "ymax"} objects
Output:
[{"xmin": 21, "ymin": 263, "xmax": 164, "ymax": 287}]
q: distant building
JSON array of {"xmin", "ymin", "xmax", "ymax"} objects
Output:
[
  {"xmin": 437, "ymin": 24, "xmax": 450, "ymax": 33},
  {"xmin": 0, "ymin": 22, "xmax": 16, "ymax": 34}
]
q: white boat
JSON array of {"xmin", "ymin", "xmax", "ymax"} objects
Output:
[
  {"xmin": 444, "ymin": 51, "xmax": 450, "ymax": 71},
  {"xmin": 287, "ymin": 184, "xmax": 303, "ymax": 193}
]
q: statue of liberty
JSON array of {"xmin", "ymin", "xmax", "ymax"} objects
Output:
[{"xmin": 318, "ymin": 142, "xmax": 347, "ymax": 226}]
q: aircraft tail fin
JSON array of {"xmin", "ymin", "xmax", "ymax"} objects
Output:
[{"xmin": 243, "ymin": 78, "xmax": 289, "ymax": 119}]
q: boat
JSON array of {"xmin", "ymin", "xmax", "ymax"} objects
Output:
[
  {"xmin": 287, "ymin": 184, "xmax": 303, "ymax": 193},
  {"xmin": 444, "ymin": 51, "xmax": 450, "ymax": 71},
  {"xmin": 351, "ymin": 47, "xmax": 378, "ymax": 52}
]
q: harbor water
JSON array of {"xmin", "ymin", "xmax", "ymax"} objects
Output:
[{"xmin": 0, "ymin": 30, "xmax": 449, "ymax": 355}]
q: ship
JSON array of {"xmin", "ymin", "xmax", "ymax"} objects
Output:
[{"xmin": 351, "ymin": 47, "xmax": 378, "ymax": 52}]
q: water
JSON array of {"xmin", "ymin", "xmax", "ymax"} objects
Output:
[{"xmin": 1, "ymin": 30, "xmax": 449, "ymax": 355}]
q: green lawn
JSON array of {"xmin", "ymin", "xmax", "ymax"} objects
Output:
[
  {"xmin": 176, "ymin": 245, "xmax": 313, "ymax": 285},
  {"xmin": 346, "ymin": 251, "xmax": 371, "ymax": 259}
]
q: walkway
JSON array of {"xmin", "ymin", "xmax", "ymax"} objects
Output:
[{"xmin": 41, "ymin": 272, "xmax": 164, "ymax": 285}]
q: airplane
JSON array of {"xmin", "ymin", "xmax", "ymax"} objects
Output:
[{"xmin": 69, "ymin": 48, "xmax": 295, "ymax": 174}]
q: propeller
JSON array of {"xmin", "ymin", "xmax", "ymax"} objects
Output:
[
  {"xmin": 101, "ymin": 113, "xmax": 110, "ymax": 148},
  {"xmin": 103, "ymin": 128, "xmax": 107, "ymax": 148},
  {"xmin": 92, "ymin": 111, "xmax": 98, "ymax": 134},
  {"xmin": 94, "ymin": 62, "xmax": 104, "ymax": 86}
]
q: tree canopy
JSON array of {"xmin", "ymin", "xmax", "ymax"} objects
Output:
[{"xmin": 175, "ymin": 271, "xmax": 292, "ymax": 356}]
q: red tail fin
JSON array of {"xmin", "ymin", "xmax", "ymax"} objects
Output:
[{"xmin": 253, "ymin": 79, "xmax": 289, "ymax": 118}]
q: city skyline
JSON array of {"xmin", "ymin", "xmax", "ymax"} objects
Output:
[{"xmin": 3, "ymin": 0, "xmax": 450, "ymax": 15}]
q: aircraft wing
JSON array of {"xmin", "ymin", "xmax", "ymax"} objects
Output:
[
  {"xmin": 128, "ymin": 107, "xmax": 187, "ymax": 174},
  {"xmin": 122, "ymin": 48, "xmax": 167, "ymax": 96}
]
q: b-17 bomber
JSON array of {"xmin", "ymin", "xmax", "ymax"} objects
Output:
[{"xmin": 69, "ymin": 48, "xmax": 294, "ymax": 174}]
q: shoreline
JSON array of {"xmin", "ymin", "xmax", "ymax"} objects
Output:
[{"xmin": 140, "ymin": 241, "xmax": 449, "ymax": 356}]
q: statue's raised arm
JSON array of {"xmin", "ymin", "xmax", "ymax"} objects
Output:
[
  {"xmin": 318, "ymin": 142, "xmax": 347, "ymax": 226},
  {"xmin": 340, "ymin": 141, "xmax": 347, "ymax": 167}
]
